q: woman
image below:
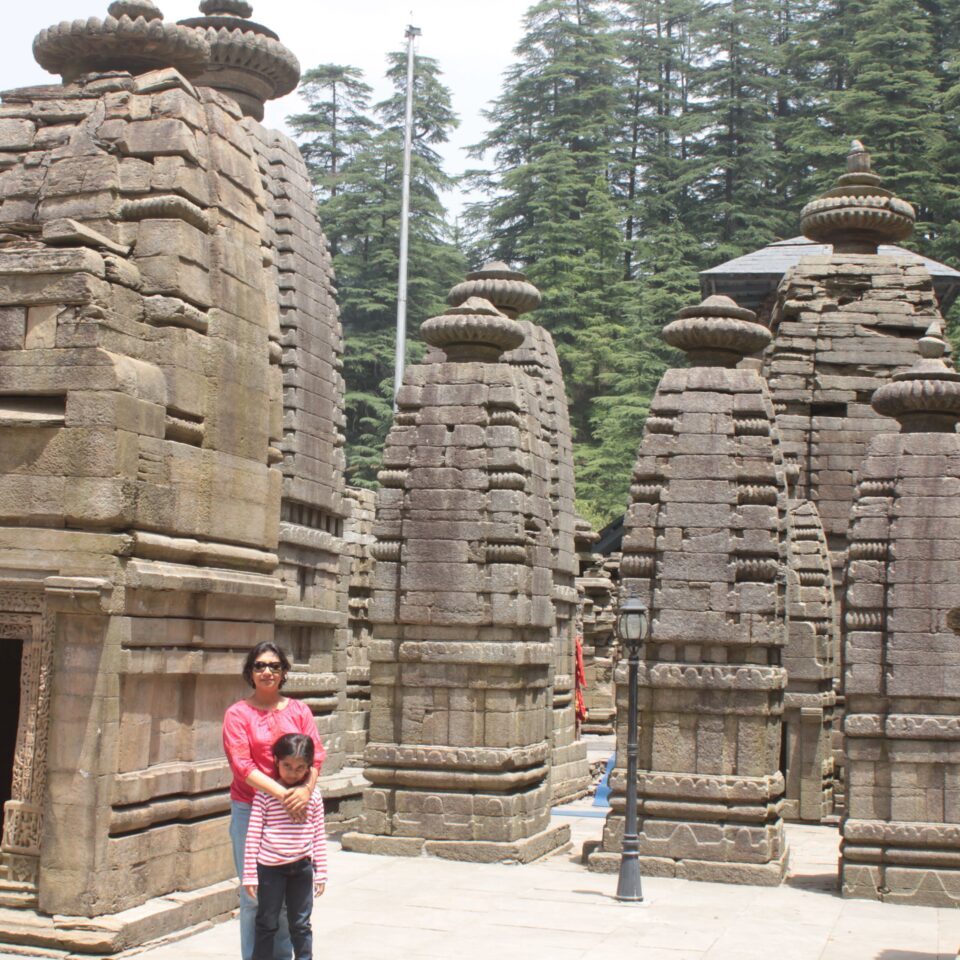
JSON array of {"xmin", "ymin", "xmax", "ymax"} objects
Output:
[{"xmin": 223, "ymin": 642, "xmax": 326, "ymax": 960}]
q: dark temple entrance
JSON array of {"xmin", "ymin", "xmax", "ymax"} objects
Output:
[{"xmin": 0, "ymin": 640, "xmax": 22, "ymax": 818}]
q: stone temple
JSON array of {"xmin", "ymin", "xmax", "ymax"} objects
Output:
[
  {"xmin": 0, "ymin": 0, "xmax": 355, "ymax": 950},
  {"xmin": 586, "ymin": 140, "xmax": 960, "ymax": 906},
  {"xmin": 0, "ymin": 2, "xmax": 955, "ymax": 952}
]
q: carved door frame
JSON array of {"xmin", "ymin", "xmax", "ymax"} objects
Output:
[{"xmin": 0, "ymin": 590, "xmax": 52, "ymax": 887}]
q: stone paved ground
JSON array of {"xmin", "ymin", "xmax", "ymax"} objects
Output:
[
  {"xmin": 0, "ymin": 812, "xmax": 953, "ymax": 960},
  {"xmin": 112, "ymin": 813, "xmax": 957, "ymax": 960},
  {"xmin": 0, "ymin": 738, "xmax": 952, "ymax": 960}
]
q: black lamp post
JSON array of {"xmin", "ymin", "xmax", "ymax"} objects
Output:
[{"xmin": 615, "ymin": 594, "xmax": 649, "ymax": 903}]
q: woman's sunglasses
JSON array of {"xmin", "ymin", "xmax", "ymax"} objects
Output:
[{"xmin": 252, "ymin": 661, "xmax": 283, "ymax": 673}]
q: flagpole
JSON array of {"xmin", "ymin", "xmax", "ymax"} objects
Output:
[{"xmin": 394, "ymin": 24, "xmax": 421, "ymax": 407}]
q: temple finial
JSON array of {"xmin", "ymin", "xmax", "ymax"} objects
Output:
[
  {"xmin": 447, "ymin": 261, "xmax": 542, "ymax": 319},
  {"xmin": 847, "ymin": 139, "xmax": 870, "ymax": 174},
  {"xmin": 421, "ymin": 297, "xmax": 525, "ymax": 362},
  {"xmin": 662, "ymin": 294, "xmax": 771, "ymax": 368},
  {"xmin": 178, "ymin": 1, "xmax": 299, "ymax": 121},
  {"xmin": 34, "ymin": 2, "xmax": 209, "ymax": 82},
  {"xmin": 800, "ymin": 139, "xmax": 915, "ymax": 254},
  {"xmin": 872, "ymin": 317, "xmax": 960, "ymax": 432}
]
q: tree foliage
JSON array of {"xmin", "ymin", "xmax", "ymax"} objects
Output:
[
  {"xmin": 293, "ymin": 1, "xmax": 960, "ymax": 522},
  {"xmin": 465, "ymin": 0, "xmax": 960, "ymax": 526},
  {"xmin": 291, "ymin": 54, "xmax": 466, "ymax": 487}
]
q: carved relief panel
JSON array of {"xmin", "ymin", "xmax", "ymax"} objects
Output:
[{"xmin": 0, "ymin": 591, "xmax": 51, "ymax": 888}]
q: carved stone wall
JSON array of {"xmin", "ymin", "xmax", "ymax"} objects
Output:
[
  {"xmin": 447, "ymin": 263, "xmax": 589, "ymax": 803},
  {"xmin": 588, "ymin": 296, "xmax": 789, "ymax": 885},
  {"xmin": 765, "ymin": 254, "xmax": 937, "ymax": 567},
  {"xmin": 245, "ymin": 121, "xmax": 351, "ymax": 804},
  {"xmin": 841, "ymin": 323, "xmax": 960, "ymax": 906},
  {"xmin": 0, "ymin": 55, "xmax": 283, "ymax": 924},
  {"xmin": 0, "ymin": 1, "xmax": 344, "ymax": 950},
  {"xmin": 764, "ymin": 145, "xmax": 933, "ymax": 576},
  {"xmin": 343, "ymin": 486, "xmax": 375, "ymax": 759},
  {"xmin": 575, "ymin": 518, "xmax": 618, "ymax": 735},
  {"xmin": 765, "ymin": 145, "xmax": 933, "ymax": 821},
  {"xmin": 783, "ymin": 501, "xmax": 838, "ymax": 821}
]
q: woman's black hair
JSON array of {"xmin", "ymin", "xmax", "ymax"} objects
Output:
[
  {"xmin": 272, "ymin": 733, "xmax": 315, "ymax": 768},
  {"xmin": 242, "ymin": 641, "xmax": 291, "ymax": 689}
]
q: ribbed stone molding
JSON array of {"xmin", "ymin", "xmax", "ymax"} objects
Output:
[
  {"xmin": 109, "ymin": 1, "xmax": 162, "ymax": 18},
  {"xmin": 447, "ymin": 261, "xmax": 542, "ymax": 319},
  {"xmin": 421, "ymin": 297, "xmax": 525, "ymax": 361},
  {"xmin": 871, "ymin": 320, "xmax": 960, "ymax": 431},
  {"xmin": 800, "ymin": 140, "xmax": 915, "ymax": 254},
  {"xmin": 34, "ymin": 3, "xmax": 210, "ymax": 81},
  {"xmin": 179, "ymin": 2, "xmax": 300, "ymax": 121},
  {"xmin": 663, "ymin": 294, "xmax": 771, "ymax": 366},
  {"xmin": 201, "ymin": 0, "xmax": 253, "ymax": 15}
]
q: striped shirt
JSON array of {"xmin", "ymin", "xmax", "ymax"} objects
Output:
[{"xmin": 242, "ymin": 789, "xmax": 327, "ymax": 886}]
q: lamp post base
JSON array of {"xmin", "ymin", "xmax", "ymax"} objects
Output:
[{"xmin": 615, "ymin": 852, "xmax": 644, "ymax": 902}]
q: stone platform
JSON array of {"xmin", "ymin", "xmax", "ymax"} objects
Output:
[
  {"xmin": 342, "ymin": 823, "xmax": 570, "ymax": 864},
  {"xmin": 2, "ymin": 808, "xmax": 954, "ymax": 960}
]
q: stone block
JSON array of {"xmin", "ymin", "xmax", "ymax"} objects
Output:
[
  {"xmin": 120, "ymin": 119, "xmax": 199, "ymax": 162},
  {"xmin": 0, "ymin": 305, "xmax": 24, "ymax": 348},
  {"xmin": 0, "ymin": 118, "xmax": 35, "ymax": 150}
]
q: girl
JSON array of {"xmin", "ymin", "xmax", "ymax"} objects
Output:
[
  {"xmin": 223, "ymin": 642, "xmax": 325, "ymax": 960},
  {"xmin": 242, "ymin": 733, "xmax": 327, "ymax": 960}
]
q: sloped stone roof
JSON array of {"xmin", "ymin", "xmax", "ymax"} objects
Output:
[{"xmin": 700, "ymin": 236, "xmax": 960, "ymax": 313}]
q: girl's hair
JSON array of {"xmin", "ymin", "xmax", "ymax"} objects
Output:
[
  {"xmin": 241, "ymin": 641, "xmax": 291, "ymax": 689},
  {"xmin": 272, "ymin": 733, "xmax": 315, "ymax": 768}
]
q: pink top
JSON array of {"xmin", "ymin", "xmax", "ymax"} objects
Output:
[
  {"xmin": 242, "ymin": 790, "xmax": 327, "ymax": 886},
  {"xmin": 223, "ymin": 698, "xmax": 326, "ymax": 804}
]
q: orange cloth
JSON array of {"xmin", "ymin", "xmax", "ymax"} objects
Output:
[{"xmin": 575, "ymin": 635, "xmax": 587, "ymax": 723}]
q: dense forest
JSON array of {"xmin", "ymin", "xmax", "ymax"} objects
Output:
[{"xmin": 290, "ymin": 0, "xmax": 960, "ymax": 529}]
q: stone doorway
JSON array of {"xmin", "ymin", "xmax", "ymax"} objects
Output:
[
  {"xmin": 0, "ymin": 638, "xmax": 23, "ymax": 814},
  {"xmin": 0, "ymin": 590, "xmax": 52, "ymax": 906}
]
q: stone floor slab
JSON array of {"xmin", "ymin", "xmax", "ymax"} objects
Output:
[{"xmin": 0, "ymin": 814, "xmax": 955, "ymax": 960}]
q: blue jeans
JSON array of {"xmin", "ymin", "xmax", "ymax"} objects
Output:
[
  {"xmin": 254, "ymin": 859, "xmax": 313, "ymax": 960},
  {"xmin": 230, "ymin": 801, "xmax": 293, "ymax": 960}
]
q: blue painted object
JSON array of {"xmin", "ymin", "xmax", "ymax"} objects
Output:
[{"xmin": 593, "ymin": 752, "xmax": 615, "ymax": 806}]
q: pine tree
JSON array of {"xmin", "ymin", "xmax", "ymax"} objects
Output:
[
  {"xmin": 925, "ymin": 0, "xmax": 960, "ymax": 272},
  {"xmin": 288, "ymin": 64, "xmax": 375, "ymax": 214},
  {"xmin": 766, "ymin": 0, "xmax": 840, "ymax": 221},
  {"xmin": 612, "ymin": 0, "xmax": 704, "ymax": 275},
  {"xmin": 292, "ymin": 53, "xmax": 466, "ymax": 488},
  {"xmin": 558, "ymin": 0, "xmax": 703, "ymax": 526},
  {"xmin": 468, "ymin": 0, "xmax": 626, "ymax": 456},
  {"xmin": 691, "ymin": 0, "xmax": 787, "ymax": 259},
  {"xmin": 827, "ymin": 0, "xmax": 946, "ymax": 249}
]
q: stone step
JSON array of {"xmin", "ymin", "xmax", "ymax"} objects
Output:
[
  {"xmin": 0, "ymin": 887, "xmax": 38, "ymax": 909},
  {"xmin": 0, "ymin": 872, "xmax": 39, "ymax": 909}
]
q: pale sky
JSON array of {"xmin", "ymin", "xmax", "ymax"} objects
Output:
[{"xmin": 1, "ymin": 1, "xmax": 530, "ymax": 215}]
